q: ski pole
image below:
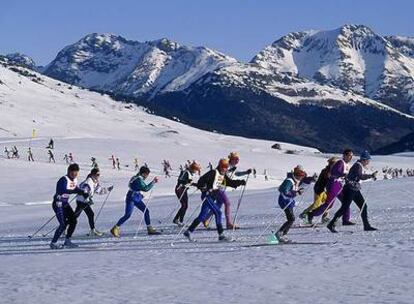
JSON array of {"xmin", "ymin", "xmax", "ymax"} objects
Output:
[
  {"xmin": 353, "ymin": 180, "xmax": 374, "ymax": 232},
  {"xmin": 94, "ymin": 189, "xmax": 113, "ymax": 225},
  {"xmin": 251, "ymin": 186, "xmax": 309, "ymax": 246},
  {"xmin": 158, "ymin": 185, "xmax": 191, "ymax": 225},
  {"xmin": 232, "ymin": 174, "xmax": 250, "ymax": 234},
  {"xmin": 28, "ymin": 214, "xmax": 56, "ymax": 239},
  {"xmin": 171, "ymin": 195, "xmax": 207, "ymax": 245},
  {"xmin": 133, "ymin": 188, "xmax": 155, "ymax": 239},
  {"xmin": 28, "ymin": 196, "xmax": 76, "ymax": 238}
]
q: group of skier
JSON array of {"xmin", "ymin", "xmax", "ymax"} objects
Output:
[{"xmin": 46, "ymin": 148, "xmax": 380, "ymax": 249}]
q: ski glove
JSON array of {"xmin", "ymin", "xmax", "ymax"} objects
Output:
[
  {"xmin": 297, "ymin": 188, "xmax": 305, "ymax": 195},
  {"xmin": 107, "ymin": 185, "xmax": 114, "ymax": 192}
]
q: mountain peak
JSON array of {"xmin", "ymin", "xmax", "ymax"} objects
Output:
[{"xmin": 150, "ymin": 38, "xmax": 180, "ymax": 52}]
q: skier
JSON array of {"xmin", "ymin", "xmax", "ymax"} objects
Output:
[
  {"xmin": 63, "ymin": 154, "xmax": 69, "ymax": 164},
  {"xmin": 109, "ymin": 155, "xmax": 116, "ymax": 169},
  {"xmin": 208, "ymin": 162, "xmax": 213, "ymax": 171},
  {"xmin": 204, "ymin": 152, "xmax": 252, "ymax": 229},
  {"xmin": 327, "ymin": 151, "xmax": 378, "ymax": 232},
  {"xmin": 68, "ymin": 152, "xmax": 74, "ymax": 164},
  {"xmin": 116, "ymin": 158, "xmax": 121, "ymax": 170},
  {"xmin": 300, "ymin": 157, "xmax": 338, "ymax": 224},
  {"xmin": 162, "ymin": 160, "xmax": 171, "ymax": 178},
  {"xmin": 134, "ymin": 158, "xmax": 139, "ymax": 171},
  {"xmin": 110, "ymin": 166, "xmax": 160, "ymax": 237},
  {"xmin": 47, "ymin": 138, "xmax": 54, "ymax": 149},
  {"xmin": 307, "ymin": 149, "xmax": 355, "ymax": 225},
  {"xmin": 274, "ymin": 165, "xmax": 312, "ymax": 243},
  {"xmin": 48, "ymin": 149, "xmax": 55, "ymax": 163},
  {"xmin": 4, "ymin": 147, "xmax": 10, "ymax": 159},
  {"xmin": 264, "ymin": 169, "xmax": 269, "ymax": 181},
  {"xmin": 75, "ymin": 168, "xmax": 113, "ymax": 237},
  {"xmin": 183, "ymin": 158, "xmax": 246, "ymax": 242},
  {"xmin": 12, "ymin": 146, "xmax": 19, "ymax": 159},
  {"xmin": 173, "ymin": 161, "xmax": 201, "ymax": 226},
  {"xmin": 27, "ymin": 147, "xmax": 34, "ymax": 162},
  {"xmin": 91, "ymin": 157, "xmax": 98, "ymax": 169},
  {"xmin": 50, "ymin": 163, "xmax": 88, "ymax": 249}
]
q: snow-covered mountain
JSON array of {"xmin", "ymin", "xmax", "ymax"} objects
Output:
[
  {"xmin": 252, "ymin": 25, "xmax": 414, "ymax": 114},
  {"xmin": 0, "ymin": 53, "xmax": 37, "ymax": 70},
  {"xmin": 43, "ymin": 33, "xmax": 236, "ymax": 97}
]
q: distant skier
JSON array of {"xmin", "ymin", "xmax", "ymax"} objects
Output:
[
  {"xmin": 327, "ymin": 151, "xmax": 378, "ymax": 232},
  {"xmin": 63, "ymin": 154, "xmax": 69, "ymax": 164},
  {"xmin": 173, "ymin": 161, "xmax": 201, "ymax": 226},
  {"xmin": 68, "ymin": 152, "xmax": 74, "ymax": 164},
  {"xmin": 27, "ymin": 147, "xmax": 34, "ymax": 162},
  {"xmin": 48, "ymin": 149, "xmax": 55, "ymax": 163},
  {"xmin": 134, "ymin": 158, "xmax": 139, "ymax": 171},
  {"xmin": 162, "ymin": 160, "xmax": 172, "ymax": 178},
  {"xmin": 4, "ymin": 147, "xmax": 11, "ymax": 159},
  {"xmin": 116, "ymin": 158, "xmax": 121, "ymax": 170},
  {"xmin": 47, "ymin": 138, "xmax": 54, "ymax": 149},
  {"xmin": 12, "ymin": 146, "xmax": 19, "ymax": 159},
  {"xmin": 109, "ymin": 155, "xmax": 116, "ymax": 169},
  {"xmin": 208, "ymin": 162, "xmax": 213, "ymax": 171},
  {"xmin": 75, "ymin": 168, "xmax": 113, "ymax": 237},
  {"xmin": 49, "ymin": 164, "xmax": 89, "ymax": 249},
  {"xmin": 110, "ymin": 166, "xmax": 160, "ymax": 237},
  {"xmin": 91, "ymin": 157, "xmax": 98, "ymax": 169},
  {"xmin": 264, "ymin": 169, "xmax": 269, "ymax": 181},
  {"xmin": 183, "ymin": 158, "xmax": 246, "ymax": 242}
]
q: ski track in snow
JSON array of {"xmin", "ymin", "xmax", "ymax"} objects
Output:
[{"xmin": 0, "ymin": 178, "xmax": 413, "ymax": 304}]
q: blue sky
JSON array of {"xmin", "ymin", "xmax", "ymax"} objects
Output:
[{"xmin": 1, "ymin": 0, "xmax": 413, "ymax": 65}]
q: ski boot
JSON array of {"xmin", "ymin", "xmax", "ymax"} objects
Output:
[
  {"xmin": 321, "ymin": 215, "xmax": 331, "ymax": 224},
  {"xmin": 218, "ymin": 234, "xmax": 233, "ymax": 242},
  {"xmin": 275, "ymin": 231, "xmax": 290, "ymax": 243},
  {"xmin": 327, "ymin": 222, "xmax": 338, "ymax": 233},
  {"xmin": 183, "ymin": 230, "xmax": 195, "ymax": 242},
  {"xmin": 342, "ymin": 221, "xmax": 356, "ymax": 226},
  {"xmin": 173, "ymin": 218, "xmax": 184, "ymax": 227},
  {"xmin": 63, "ymin": 238, "xmax": 79, "ymax": 248},
  {"xmin": 49, "ymin": 242, "xmax": 63, "ymax": 250},
  {"xmin": 110, "ymin": 225, "xmax": 120, "ymax": 238},
  {"xmin": 88, "ymin": 228, "xmax": 104, "ymax": 237},
  {"xmin": 203, "ymin": 219, "xmax": 210, "ymax": 229},
  {"xmin": 364, "ymin": 226, "xmax": 378, "ymax": 231},
  {"xmin": 304, "ymin": 213, "xmax": 313, "ymax": 225},
  {"xmin": 147, "ymin": 226, "xmax": 161, "ymax": 235},
  {"xmin": 226, "ymin": 223, "xmax": 240, "ymax": 230}
]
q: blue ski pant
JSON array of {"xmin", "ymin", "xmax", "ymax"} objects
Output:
[{"xmin": 116, "ymin": 195, "xmax": 150, "ymax": 227}]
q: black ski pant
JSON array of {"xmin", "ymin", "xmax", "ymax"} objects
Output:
[
  {"xmin": 278, "ymin": 207, "xmax": 295, "ymax": 235},
  {"xmin": 330, "ymin": 186, "xmax": 370, "ymax": 228},
  {"xmin": 51, "ymin": 201, "xmax": 77, "ymax": 243},
  {"xmin": 174, "ymin": 186, "xmax": 188, "ymax": 223},
  {"xmin": 75, "ymin": 201, "xmax": 95, "ymax": 230}
]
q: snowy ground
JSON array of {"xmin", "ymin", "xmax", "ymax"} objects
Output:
[{"xmin": 0, "ymin": 177, "xmax": 413, "ymax": 304}]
